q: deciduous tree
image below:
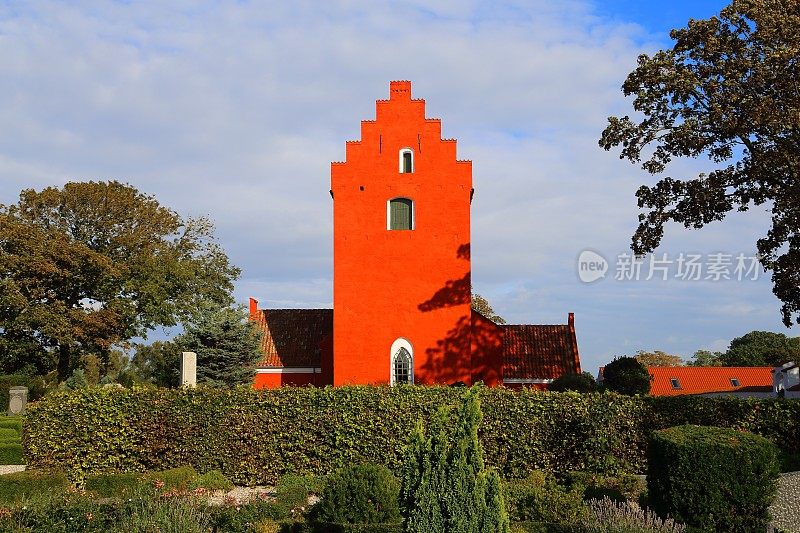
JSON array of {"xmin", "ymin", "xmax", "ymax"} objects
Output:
[
  {"xmin": 602, "ymin": 356, "xmax": 652, "ymax": 395},
  {"xmin": 635, "ymin": 350, "xmax": 685, "ymax": 367},
  {"xmin": 722, "ymin": 330, "xmax": 800, "ymax": 366},
  {"xmin": 600, "ymin": 0, "xmax": 800, "ymax": 325},
  {"xmin": 471, "ymin": 293, "xmax": 507, "ymax": 324},
  {"xmin": 0, "ymin": 181, "xmax": 239, "ymax": 380}
]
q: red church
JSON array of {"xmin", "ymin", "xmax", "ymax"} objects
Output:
[{"xmin": 250, "ymin": 81, "xmax": 581, "ymax": 388}]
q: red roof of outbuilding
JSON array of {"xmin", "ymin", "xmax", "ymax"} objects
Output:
[
  {"xmin": 502, "ymin": 314, "xmax": 581, "ymax": 380},
  {"xmin": 252, "ymin": 308, "xmax": 332, "ymax": 367},
  {"xmin": 648, "ymin": 366, "xmax": 773, "ymax": 396}
]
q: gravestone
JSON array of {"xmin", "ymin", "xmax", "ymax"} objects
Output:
[
  {"xmin": 8, "ymin": 386, "xmax": 28, "ymax": 415},
  {"xmin": 181, "ymin": 351, "xmax": 197, "ymax": 387}
]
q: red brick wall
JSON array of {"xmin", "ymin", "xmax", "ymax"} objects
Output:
[{"xmin": 332, "ymin": 81, "xmax": 473, "ymax": 385}]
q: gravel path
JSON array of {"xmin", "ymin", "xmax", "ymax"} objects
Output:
[
  {"xmin": 0, "ymin": 465, "xmax": 24, "ymax": 475},
  {"xmin": 771, "ymin": 471, "xmax": 800, "ymax": 533}
]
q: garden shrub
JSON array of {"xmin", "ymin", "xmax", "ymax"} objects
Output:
[
  {"xmin": 21, "ymin": 386, "xmax": 800, "ymax": 485},
  {"xmin": 84, "ymin": 471, "xmax": 141, "ymax": 497},
  {"xmin": 548, "ymin": 372, "xmax": 596, "ymax": 392},
  {"xmin": 647, "ymin": 425, "xmax": 779, "ymax": 532},
  {"xmin": 209, "ymin": 499, "xmax": 289, "ymax": 532},
  {"xmin": 190, "ymin": 469, "xmax": 234, "ymax": 491},
  {"xmin": 311, "ymin": 463, "xmax": 401, "ymax": 526},
  {"xmin": 143, "ymin": 465, "xmax": 198, "ymax": 490},
  {"xmin": 0, "ymin": 428, "xmax": 18, "ymax": 440},
  {"xmin": 0, "ymin": 469, "xmax": 70, "ymax": 503},
  {"xmin": 401, "ymin": 385, "xmax": 510, "ymax": 533},
  {"xmin": 275, "ymin": 473, "xmax": 323, "ymax": 514},
  {"xmin": 504, "ymin": 471, "xmax": 587, "ymax": 524},
  {"xmin": 568, "ymin": 471, "xmax": 646, "ymax": 503},
  {"xmin": 0, "ymin": 443, "xmax": 23, "ymax": 464},
  {"xmin": 0, "ymin": 417, "xmax": 22, "ymax": 432}
]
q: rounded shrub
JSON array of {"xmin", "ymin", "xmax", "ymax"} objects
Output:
[
  {"xmin": 602, "ymin": 357, "xmax": 651, "ymax": 395},
  {"xmin": 548, "ymin": 372, "xmax": 596, "ymax": 393},
  {"xmin": 312, "ymin": 463, "xmax": 401, "ymax": 526},
  {"xmin": 503, "ymin": 471, "xmax": 587, "ymax": 524},
  {"xmin": 647, "ymin": 424, "xmax": 779, "ymax": 531}
]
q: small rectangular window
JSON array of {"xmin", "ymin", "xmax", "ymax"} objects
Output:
[
  {"xmin": 389, "ymin": 198, "xmax": 413, "ymax": 230},
  {"xmin": 670, "ymin": 378, "xmax": 681, "ymax": 389},
  {"xmin": 402, "ymin": 151, "xmax": 412, "ymax": 173},
  {"xmin": 730, "ymin": 378, "xmax": 740, "ymax": 387}
]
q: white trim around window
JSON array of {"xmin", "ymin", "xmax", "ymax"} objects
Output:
[
  {"xmin": 390, "ymin": 337, "xmax": 414, "ymax": 385},
  {"xmin": 502, "ymin": 378, "xmax": 553, "ymax": 385}
]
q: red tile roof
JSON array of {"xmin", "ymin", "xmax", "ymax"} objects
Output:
[
  {"xmin": 252, "ymin": 308, "xmax": 332, "ymax": 367},
  {"xmin": 648, "ymin": 367, "xmax": 773, "ymax": 396},
  {"xmin": 502, "ymin": 315, "xmax": 581, "ymax": 380}
]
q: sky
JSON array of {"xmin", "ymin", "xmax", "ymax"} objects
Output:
[{"xmin": 0, "ymin": 0, "xmax": 787, "ymax": 376}]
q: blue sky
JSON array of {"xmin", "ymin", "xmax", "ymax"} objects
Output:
[{"xmin": 0, "ymin": 0, "xmax": 786, "ymax": 376}]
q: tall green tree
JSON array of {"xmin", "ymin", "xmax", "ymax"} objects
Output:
[
  {"xmin": 401, "ymin": 386, "xmax": 510, "ymax": 533},
  {"xmin": 722, "ymin": 330, "xmax": 800, "ymax": 366},
  {"xmin": 602, "ymin": 356, "xmax": 652, "ymax": 395},
  {"xmin": 177, "ymin": 305, "xmax": 263, "ymax": 387},
  {"xmin": 0, "ymin": 181, "xmax": 239, "ymax": 380},
  {"xmin": 599, "ymin": 0, "xmax": 800, "ymax": 326},
  {"xmin": 131, "ymin": 341, "xmax": 181, "ymax": 388}
]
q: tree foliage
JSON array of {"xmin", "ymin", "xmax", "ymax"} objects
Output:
[
  {"xmin": 599, "ymin": 0, "xmax": 800, "ymax": 325},
  {"xmin": 722, "ymin": 330, "xmax": 800, "ymax": 366},
  {"xmin": 634, "ymin": 350, "xmax": 685, "ymax": 367},
  {"xmin": 177, "ymin": 305, "xmax": 263, "ymax": 387},
  {"xmin": 0, "ymin": 181, "xmax": 239, "ymax": 380},
  {"xmin": 602, "ymin": 356, "xmax": 652, "ymax": 395},
  {"xmin": 471, "ymin": 293, "xmax": 507, "ymax": 324},
  {"xmin": 548, "ymin": 372, "xmax": 597, "ymax": 392},
  {"xmin": 688, "ymin": 349, "xmax": 724, "ymax": 366},
  {"xmin": 401, "ymin": 386, "xmax": 510, "ymax": 533},
  {"xmin": 131, "ymin": 341, "xmax": 181, "ymax": 388}
]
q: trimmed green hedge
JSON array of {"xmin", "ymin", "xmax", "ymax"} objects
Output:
[
  {"xmin": 648, "ymin": 425, "xmax": 779, "ymax": 531},
  {"xmin": 0, "ymin": 417, "xmax": 22, "ymax": 432},
  {"xmin": 0, "ymin": 443, "xmax": 23, "ymax": 465},
  {"xmin": 0, "ymin": 428, "xmax": 19, "ymax": 440},
  {"xmin": 21, "ymin": 386, "xmax": 800, "ymax": 485},
  {"xmin": 0, "ymin": 470, "xmax": 70, "ymax": 504}
]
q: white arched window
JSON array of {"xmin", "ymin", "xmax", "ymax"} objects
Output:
[
  {"xmin": 390, "ymin": 338, "xmax": 414, "ymax": 385},
  {"xmin": 399, "ymin": 148, "xmax": 414, "ymax": 173}
]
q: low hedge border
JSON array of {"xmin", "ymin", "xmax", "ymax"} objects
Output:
[{"xmin": 22, "ymin": 386, "xmax": 800, "ymax": 485}]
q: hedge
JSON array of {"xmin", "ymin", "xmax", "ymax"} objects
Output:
[
  {"xmin": 648, "ymin": 425, "xmax": 779, "ymax": 531},
  {"xmin": 0, "ymin": 443, "xmax": 23, "ymax": 465},
  {"xmin": 21, "ymin": 386, "xmax": 800, "ymax": 485},
  {"xmin": 0, "ymin": 470, "xmax": 70, "ymax": 504}
]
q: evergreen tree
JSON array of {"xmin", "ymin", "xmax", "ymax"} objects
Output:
[
  {"xmin": 177, "ymin": 305, "xmax": 262, "ymax": 387},
  {"xmin": 401, "ymin": 386, "xmax": 510, "ymax": 533}
]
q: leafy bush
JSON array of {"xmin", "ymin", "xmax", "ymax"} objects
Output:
[
  {"xmin": 0, "ymin": 417, "xmax": 22, "ymax": 432},
  {"xmin": 578, "ymin": 497, "xmax": 685, "ymax": 532},
  {"xmin": 0, "ymin": 428, "xmax": 19, "ymax": 440},
  {"xmin": 0, "ymin": 443, "xmax": 23, "ymax": 464},
  {"xmin": 601, "ymin": 357, "xmax": 651, "ymax": 395},
  {"xmin": 84, "ymin": 471, "xmax": 141, "ymax": 497},
  {"xmin": 21, "ymin": 386, "xmax": 800, "ymax": 485},
  {"xmin": 209, "ymin": 499, "xmax": 289, "ymax": 532},
  {"xmin": 275, "ymin": 473, "xmax": 324, "ymax": 514},
  {"xmin": 0, "ymin": 469, "xmax": 70, "ymax": 503},
  {"xmin": 312, "ymin": 463, "xmax": 401, "ymax": 526},
  {"xmin": 143, "ymin": 465, "xmax": 198, "ymax": 490},
  {"xmin": 190, "ymin": 469, "xmax": 234, "ymax": 491},
  {"xmin": 549, "ymin": 373, "xmax": 597, "ymax": 393},
  {"xmin": 568, "ymin": 472, "xmax": 646, "ymax": 504},
  {"xmin": 647, "ymin": 425, "xmax": 779, "ymax": 532},
  {"xmin": 504, "ymin": 471, "xmax": 587, "ymax": 524}
]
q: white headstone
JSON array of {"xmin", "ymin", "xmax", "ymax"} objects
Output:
[
  {"xmin": 8, "ymin": 386, "xmax": 28, "ymax": 415},
  {"xmin": 181, "ymin": 351, "xmax": 197, "ymax": 387}
]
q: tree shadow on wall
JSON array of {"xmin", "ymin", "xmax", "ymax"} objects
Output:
[
  {"xmin": 417, "ymin": 243, "xmax": 471, "ymax": 312},
  {"xmin": 415, "ymin": 243, "xmax": 503, "ymax": 384}
]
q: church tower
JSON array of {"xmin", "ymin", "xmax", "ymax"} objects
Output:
[{"xmin": 331, "ymin": 81, "xmax": 473, "ymax": 385}]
